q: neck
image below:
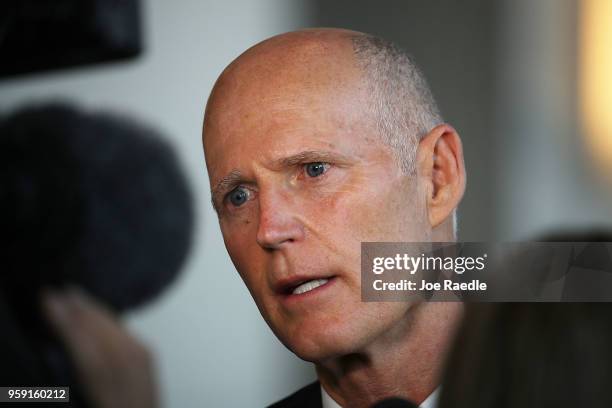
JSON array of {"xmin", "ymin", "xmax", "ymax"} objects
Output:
[{"xmin": 315, "ymin": 302, "xmax": 462, "ymax": 408}]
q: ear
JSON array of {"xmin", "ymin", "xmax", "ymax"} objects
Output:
[{"xmin": 416, "ymin": 124, "xmax": 466, "ymax": 228}]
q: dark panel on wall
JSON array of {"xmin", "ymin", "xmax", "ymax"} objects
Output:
[{"xmin": 0, "ymin": 0, "xmax": 142, "ymax": 78}]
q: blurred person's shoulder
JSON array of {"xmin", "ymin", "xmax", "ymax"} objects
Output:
[{"xmin": 268, "ymin": 381, "xmax": 322, "ymax": 408}]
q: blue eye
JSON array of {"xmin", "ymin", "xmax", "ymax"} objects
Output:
[
  {"xmin": 305, "ymin": 162, "xmax": 328, "ymax": 177},
  {"xmin": 228, "ymin": 186, "xmax": 249, "ymax": 207}
]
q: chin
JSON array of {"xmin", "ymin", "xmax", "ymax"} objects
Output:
[
  {"xmin": 279, "ymin": 322, "xmax": 365, "ymax": 363},
  {"xmin": 289, "ymin": 339, "xmax": 354, "ymax": 363},
  {"xmin": 282, "ymin": 305, "xmax": 416, "ymax": 362}
]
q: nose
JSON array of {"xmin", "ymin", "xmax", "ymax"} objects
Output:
[{"xmin": 256, "ymin": 188, "xmax": 305, "ymax": 250}]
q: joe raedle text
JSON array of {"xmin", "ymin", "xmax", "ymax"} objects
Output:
[
  {"xmin": 370, "ymin": 252, "xmax": 488, "ymax": 294},
  {"xmin": 372, "ymin": 278, "xmax": 487, "ymax": 292}
]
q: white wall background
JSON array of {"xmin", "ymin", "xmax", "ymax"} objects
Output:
[{"xmin": 0, "ymin": 1, "xmax": 316, "ymax": 406}]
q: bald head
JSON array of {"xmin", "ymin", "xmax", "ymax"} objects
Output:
[{"xmin": 204, "ymin": 28, "xmax": 442, "ymax": 174}]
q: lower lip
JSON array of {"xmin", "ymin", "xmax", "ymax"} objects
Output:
[{"xmin": 282, "ymin": 276, "xmax": 337, "ymax": 303}]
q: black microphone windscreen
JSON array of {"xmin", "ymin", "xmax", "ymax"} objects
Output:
[{"xmin": 0, "ymin": 103, "xmax": 194, "ymax": 315}]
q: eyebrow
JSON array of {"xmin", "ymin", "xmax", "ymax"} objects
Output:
[{"xmin": 274, "ymin": 150, "xmax": 352, "ymax": 168}]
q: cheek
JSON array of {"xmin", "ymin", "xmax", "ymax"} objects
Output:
[
  {"xmin": 221, "ymin": 223, "xmax": 260, "ymax": 282},
  {"xmin": 326, "ymin": 178, "xmax": 425, "ymax": 243},
  {"xmin": 326, "ymin": 185, "xmax": 396, "ymax": 239}
]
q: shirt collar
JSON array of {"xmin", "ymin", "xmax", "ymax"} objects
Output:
[
  {"xmin": 320, "ymin": 385, "xmax": 439, "ymax": 408},
  {"xmin": 419, "ymin": 387, "xmax": 439, "ymax": 408},
  {"xmin": 320, "ymin": 385, "xmax": 342, "ymax": 408}
]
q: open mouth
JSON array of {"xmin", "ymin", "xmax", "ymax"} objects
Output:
[
  {"xmin": 291, "ymin": 278, "xmax": 329, "ymax": 295},
  {"xmin": 277, "ymin": 276, "xmax": 335, "ymax": 296}
]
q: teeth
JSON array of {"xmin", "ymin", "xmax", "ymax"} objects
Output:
[{"xmin": 292, "ymin": 279, "xmax": 329, "ymax": 295}]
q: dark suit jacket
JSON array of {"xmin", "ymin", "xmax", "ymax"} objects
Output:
[{"xmin": 268, "ymin": 381, "xmax": 323, "ymax": 408}]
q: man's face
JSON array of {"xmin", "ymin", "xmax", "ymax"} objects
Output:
[{"xmin": 204, "ymin": 45, "xmax": 432, "ymax": 361}]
